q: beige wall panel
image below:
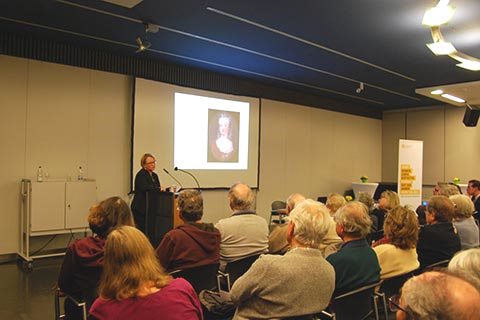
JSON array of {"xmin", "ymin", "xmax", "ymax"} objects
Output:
[
  {"xmin": 256, "ymin": 100, "xmax": 288, "ymax": 219},
  {"xmin": 88, "ymin": 71, "xmax": 132, "ymax": 200},
  {"xmin": 284, "ymin": 104, "xmax": 312, "ymax": 197},
  {"xmin": 382, "ymin": 112, "xmax": 406, "ymax": 182},
  {"xmin": 406, "ymin": 109, "xmax": 445, "ymax": 184},
  {"xmin": 25, "ymin": 61, "xmax": 90, "ymax": 179},
  {"xmin": 0, "ymin": 57, "xmax": 132, "ymax": 254},
  {"xmin": 331, "ymin": 113, "xmax": 382, "ymax": 194},
  {"xmin": 0, "ymin": 55, "xmax": 28, "ymax": 254},
  {"xmin": 309, "ymin": 109, "xmax": 335, "ymax": 198},
  {"xmin": 444, "ymin": 107, "xmax": 480, "ymax": 183}
]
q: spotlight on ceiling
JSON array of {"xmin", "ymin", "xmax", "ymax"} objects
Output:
[
  {"xmin": 356, "ymin": 82, "xmax": 364, "ymax": 94},
  {"xmin": 135, "ymin": 37, "xmax": 151, "ymax": 53},
  {"xmin": 135, "ymin": 22, "xmax": 158, "ymax": 53}
]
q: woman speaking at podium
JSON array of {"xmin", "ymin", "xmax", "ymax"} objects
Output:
[{"xmin": 131, "ymin": 153, "xmax": 161, "ymax": 233}]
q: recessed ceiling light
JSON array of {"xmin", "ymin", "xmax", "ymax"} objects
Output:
[
  {"xmin": 441, "ymin": 93, "xmax": 465, "ymax": 103},
  {"xmin": 426, "ymin": 41, "xmax": 456, "ymax": 55},
  {"xmin": 431, "ymin": 89, "xmax": 443, "ymax": 95}
]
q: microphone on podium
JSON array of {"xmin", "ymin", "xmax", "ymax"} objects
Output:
[
  {"xmin": 163, "ymin": 168, "xmax": 184, "ymax": 191},
  {"xmin": 174, "ymin": 167, "xmax": 200, "ymax": 190}
]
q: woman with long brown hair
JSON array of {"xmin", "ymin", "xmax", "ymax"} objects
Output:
[{"xmin": 89, "ymin": 226, "xmax": 203, "ymax": 320}]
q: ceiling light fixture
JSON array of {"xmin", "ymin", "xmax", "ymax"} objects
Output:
[
  {"xmin": 422, "ymin": 1, "xmax": 455, "ymax": 27},
  {"xmin": 356, "ymin": 82, "xmax": 364, "ymax": 94},
  {"xmin": 441, "ymin": 93, "xmax": 465, "ymax": 103},
  {"xmin": 135, "ymin": 22, "xmax": 158, "ymax": 53},
  {"xmin": 431, "ymin": 89, "xmax": 443, "ymax": 95},
  {"xmin": 423, "ymin": 0, "xmax": 480, "ymax": 72},
  {"xmin": 426, "ymin": 41, "xmax": 456, "ymax": 55}
]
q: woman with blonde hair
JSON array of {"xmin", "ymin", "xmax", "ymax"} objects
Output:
[
  {"xmin": 58, "ymin": 196, "xmax": 135, "ymax": 320},
  {"xmin": 373, "ymin": 206, "xmax": 420, "ymax": 279},
  {"xmin": 131, "ymin": 153, "xmax": 161, "ymax": 233},
  {"xmin": 372, "ymin": 190, "xmax": 400, "ymax": 231},
  {"xmin": 449, "ymin": 194, "xmax": 479, "ymax": 249},
  {"xmin": 326, "ymin": 193, "xmax": 346, "ymax": 217},
  {"xmin": 89, "ymin": 226, "xmax": 203, "ymax": 320}
]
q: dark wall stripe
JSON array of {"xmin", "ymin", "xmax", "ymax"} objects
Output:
[{"xmin": 0, "ymin": 31, "xmax": 382, "ymax": 119}]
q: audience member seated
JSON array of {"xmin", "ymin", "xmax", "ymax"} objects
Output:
[
  {"xmin": 449, "ymin": 194, "xmax": 479, "ymax": 249},
  {"xmin": 396, "ymin": 271, "xmax": 480, "ymax": 320},
  {"xmin": 89, "ymin": 226, "xmax": 203, "ymax": 320},
  {"xmin": 326, "ymin": 201, "xmax": 380, "ymax": 296},
  {"xmin": 215, "ymin": 183, "xmax": 268, "ymax": 269},
  {"xmin": 156, "ymin": 189, "xmax": 220, "ymax": 272},
  {"xmin": 448, "ymin": 248, "xmax": 480, "ymax": 291},
  {"xmin": 417, "ymin": 183, "xmax": 460, "ymax": 225},
  {"xmin": 373, "ymin": 206, "xmax": 419, "ymax": 279},
  {"xmin": 467, "ymin": 179, "xmax": 480, "ymax": 219},
  {"xmin": 416, "ymin": 196, "xmax": 461, "ymax": 269},
  {"xmin": 326, "ymin": 193, "xmax": 346, "ymax": 217},
  {"xmin": 372, "ymin": 190, "xmax": 399, "ymax": 231},
  {"xmin": 230, "ymin": 200, "xmax": 335, "ymax": 320},
  {"xmin": 268, "ymin": 193, "xmax": 305, "ymax": 254},
  {"xmin": 58, "ymin": 197, "xmax": 134, "ymax": 320},
  {"xmin": 357, "ymin": 192, "xmax": 379, "ymax": 231}
]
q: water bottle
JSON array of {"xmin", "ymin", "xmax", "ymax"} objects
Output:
[
  {"xmin": 37, "ymin": 166, "xmax": 43, "ymax": 182},
  {"xmin": 78, "ymin": 166, "xmax": 84, "ymax": 181}
]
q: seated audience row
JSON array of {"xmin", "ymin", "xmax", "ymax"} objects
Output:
[{"xmin": 58, "ymin": 197, "xmax": 135, "ymax": 320}]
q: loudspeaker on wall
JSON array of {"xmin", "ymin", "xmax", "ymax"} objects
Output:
[{"xmin": 463, "ymin": 106, "xmax": 480, "ymax": 127}]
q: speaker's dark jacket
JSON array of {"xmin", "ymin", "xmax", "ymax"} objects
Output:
[{"xmin": 131, "ymin": 168, "xmax": 161, "ymax": 232}]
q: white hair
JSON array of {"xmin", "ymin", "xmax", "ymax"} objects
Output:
[
  {"xmin": 289, "ymin": 199, "xmax": 330, "ymax": 247},
  {"xmin": 448, "ymin": 248, "xmax": 480, "ymax": 290}
]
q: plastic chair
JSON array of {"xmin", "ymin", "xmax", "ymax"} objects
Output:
[
  {"xmin": 54, "ymin": 287, "xmax": 87, "ymax": 320},
  {"xmin": 270, "ymin": 200, "xmax": 287, "ymax": 225},
  {"xmin": 321, "ymin": 281, "xmax": 382, "ymax": 320},
  {"xmin": 217, "ymin": 254, "xmax": 260, "ymax": 291},
  {"xmin": 169, "ymin": 263, "xmax": 220, "ymax": 294}
]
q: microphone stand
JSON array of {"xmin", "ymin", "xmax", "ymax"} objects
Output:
[
  {"xmin": 163, "ymin": 168, "xmax": 184, "ymax": 191},
  {"xmin": 174, "ymin": 167, "xmax": 200, "ymax": 189}
]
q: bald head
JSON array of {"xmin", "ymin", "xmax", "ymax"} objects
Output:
[
  {"xmin": 286, "ymin": 193, "xmax": 305, "ymax": 213},
  {"xmin": 228, "ymin": 183, "xmax": 254, "ymax": 211},
  {"xmin": 399, "ymin": 271, "xmax": 480, "ymax": 320}
]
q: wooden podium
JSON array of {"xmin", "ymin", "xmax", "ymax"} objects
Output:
[{"xmin": 145, "ymin": 191, "xmax": 181, "ymax": 247}]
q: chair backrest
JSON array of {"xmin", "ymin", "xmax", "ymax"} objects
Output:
[
  {"xmin": 54, "ymin": 288, "xmax": 87, "ymax": 320},
  {"xmin": 331, "ymin": 282, "xmax": 381, "ymax": 320},
  {"xmin": 422, "ymin": 259, "xmax": 450, "ymax": 272},
  {"xmin": 270, "ymin": 201, "xmax": 287, "ymax": 224},
  {"xmin": 170, "ymin": 263, "xmax": 220, "ymax": 294},
  {"xmin": 379, "ymin": 271, "xmax": 415, "ymax": 300},
  {"xmin": 224, "ymin": 254, "xmax": 260, "ymax": 286}
]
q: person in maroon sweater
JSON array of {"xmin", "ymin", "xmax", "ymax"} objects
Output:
[
  {"xmin": 58, "ymin": 196, "xmax": 135, "ymax": 320},
  {"xmin": 156, "ymin": 189, "xmax": 220, "ymax": 272},
  {"xmin": 89, "ymin": 226, "xmax": 203, "ymax": 320}
]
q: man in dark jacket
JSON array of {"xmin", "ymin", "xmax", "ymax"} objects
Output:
[{"xmin": 156, "ymin": 189, "xmax": 220, "ymax": 272}]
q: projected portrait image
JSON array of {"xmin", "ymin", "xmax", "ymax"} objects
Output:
[{"xmin": 208, "ymin": 110, "xmax": 240, "ymax": 162}]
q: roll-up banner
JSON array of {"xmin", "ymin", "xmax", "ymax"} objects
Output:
[{"xmin": 398, "ymin": 139, "xmax": 423, "ymax": 208}]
